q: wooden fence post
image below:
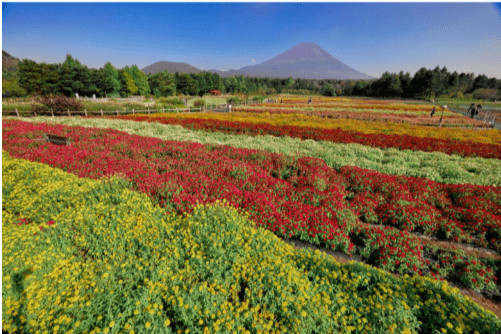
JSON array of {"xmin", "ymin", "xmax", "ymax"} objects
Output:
[
  {"xmin": 15, "ymin": 109, "xmax": 19, "ymax": 117},
  {"xmin": 84, "ymin": 109, "xmax": 88, "ymax": 117},
  {"xmin": 100, "ymin": 109, "xmax": 103, "ymax": 117}
]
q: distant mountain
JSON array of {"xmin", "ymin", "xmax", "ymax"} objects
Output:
[
  {"xmin": 236, "ymin": 43, "xmax": 373, "ymax": 80},
  {"xmin": 142, "ymin": 43, "xmax": 373, "ymax": 80},
  {"xmin": 2, "ymin": 50, "xmax": 20, "ymax": 72},
  {"xmin": 142, "ymin": 61, "xmax": 201, "ymax": 75}
]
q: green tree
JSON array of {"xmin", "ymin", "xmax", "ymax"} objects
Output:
[
  {"xmin": 18, "ymin": 59, "xmax": 45, "ymax": 95},
  {"xmin": 122, "ymin": 71, "xmax": 139, "ymax": 95},
  {"xmin": 2, "ymin": 78, "xmax": 27, "ymax": 97},
  {"xmin": 176, "ymin": 73, "xmax": 198, "ymax": 96},
  {"xmin": 58, "ymin": 55, "xmax": 87, "ymax": 97},
  {"xmin": 411, "ymin": 67, "xmax": 430, "ymax": 98},
  {"xmin": 224, "ymin": 76, "xmax": 237, "ymax": 93},
  {"xmin": 103, "ymin": 62, "xmax": 121, "ymax": 97},
  {"xmin": 321, "ymin": 84, "xmax": 336, "ymax": 96},
  {"xmin": 123, "ymin": 65, "xmax": 150, "ymax": 96},
  {"xmin": 449, "ymin": 71, "xmax": 460, "ymax": 93},
  {"xmin": 148, "ymin": 70, "xmax": 176, "ymax": 97}
]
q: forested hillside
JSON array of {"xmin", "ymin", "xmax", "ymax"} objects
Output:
[{"xmin": 2, "ymin": 51, "xmax": 500, "ymax": 101}]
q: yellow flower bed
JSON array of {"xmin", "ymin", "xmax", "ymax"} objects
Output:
[
  {"xmin": 133, "ymin": 112, "xmax": 501, "ymax": 145},
  {"xmin": 3, "ymin": 153, "xmax": 500, "ymax": 334}
]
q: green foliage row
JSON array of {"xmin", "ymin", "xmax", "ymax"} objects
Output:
[{"xmin": 3, "ymin": 152, "xmax": 500, "ymax": 334}]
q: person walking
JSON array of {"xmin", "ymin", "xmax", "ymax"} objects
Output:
[
  {"xmin": 468, "ymin": 103, "xmax": 478, "ymax": 119},
  {"xmin": 430, "ymin": 107, "xmax": 436, "ymax": 117}
]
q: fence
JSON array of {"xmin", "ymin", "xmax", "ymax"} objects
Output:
[
  {"xmin": 3, "ymin": 99, "xmax": 265, "ymax": 118},
  {"xmin": 79, "ymin": 95, "xmax": 147, "ymax": 103}
]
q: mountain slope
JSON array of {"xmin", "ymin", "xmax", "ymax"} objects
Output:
[
  {"xmin": 142, "ymin": 61, "xmax": 201, "ymax": 75},
  {"xmin": 2, "ymin": 50, "xmax": 20, "ymax": 72},
  {"xmin": 238, "ymin": 43, "xmax": 373, "ymax": 79},
  {"xmin": 142, "ymin": 43, "xmax": 373, "ymax": 79}
]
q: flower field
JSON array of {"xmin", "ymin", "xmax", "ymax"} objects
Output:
[
  {"xmin": 233, "ymin": 97, "xmax": 486, "ymax": 127},
  {"xmin": 113, "ymin": 113, "xmax": 501, "ymax": 159},
  {"xmin": 117, "ymin": 112, "xmax": 501, "ymax": 146},
  {"xmin": 19, "ymin": 116, "xmax": 501, "ymax": 186},
  {"xmin": 3, "ymin": 95, "xmax": 501, "ymax": 333},
  {"xmin": 3, "ymin": 153, "xmax": 501, "ymax": 334}
]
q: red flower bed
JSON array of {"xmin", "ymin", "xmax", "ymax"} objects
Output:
[
  {"xmin": 115, "ymin": 115, "xmax": 501, "ymax": 159},
  {"xmin": 3, "ymin": 119, "xmax": 501, "ymax": 278}
]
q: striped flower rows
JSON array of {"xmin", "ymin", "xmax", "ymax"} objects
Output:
[
  {"xmin": 115, "ymin": 114, "xmax": 501, "ymax": 159},
  {"xmin": 19, "ymin": 116, "xmax": 501, "ymax": 186},
  {"xmin": 118, "ymin": 112, "xmax": 501, "ymax": 145},
  {"xmin": 3, "ymin": 119, "xmax": 500, "ymax": 290},
  {"xmin": 232, "ymin": 107, "xmax": 484, "ymax": 127}
]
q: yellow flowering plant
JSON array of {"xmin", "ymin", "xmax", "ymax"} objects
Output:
[{"xmin": 3, "ymin": 153, "xmax": 501, "ymax": 334}]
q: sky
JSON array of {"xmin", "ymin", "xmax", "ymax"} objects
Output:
[{"xmin": 2, "ymin": 2, "xmax": 501, "ymax": 79}]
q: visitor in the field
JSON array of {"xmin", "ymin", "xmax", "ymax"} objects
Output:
[
  {"xmin": 430, "ymin": 107, "xmax": 436, "ymax": 117},
  {"xmin": 468, "ymin": 103, "xmax": 478, "ymax": 118}
]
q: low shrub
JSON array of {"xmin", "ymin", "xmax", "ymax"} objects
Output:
[
  {"xmin": 250, "ymin": 95, "xmax": 266, "ymax": 102},
  {"xmin": 226, "ymin": 96, "xmax": 241, "ymax": 104},
  {"xmin": 193, "ymin": 99, "xmax": 206, "ymax": 108},
  {"xmin": 157, "ymin": 97, "xmax": 185, "ymax": 106},
  {"xmin": 31, "ymin": 94, "xmax": 82, "ymax": 116}
]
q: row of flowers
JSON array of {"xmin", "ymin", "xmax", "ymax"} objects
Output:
[
  {"xmin": 3, "ymin": 120, "xmax": 500, "ymax": 288},
  {"xmin": 233, "ymin": 107, "xmax": 485, "ymax": 127},
  {"xmin": 115, "ymin": 114, "xmax": 501, "ymax": 159},
  {"xmin": 21, "ymin": 116, "xmax": 501, "ymax": 187},
  {"xmin": 118, "ymin": 112, "xmax": 501, "ymax": 145},
  {"xmin": 273, "ymin": 98, "xmax": 437, "ymax": 111},
  {"xmin": 242, "ymin": 104, "xmax": 459, "ymax": 115},
  {"xmin": 4, "ymin": 153, "xmax": 500, "ymax": 334}
]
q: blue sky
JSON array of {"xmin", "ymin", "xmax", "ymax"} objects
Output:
[{"xmin": 2, "ymin": 2, "xmax": 501, "ymax": 78}]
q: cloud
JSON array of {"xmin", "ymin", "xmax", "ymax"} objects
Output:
[{"xmin": 252, "ymin": 59, "xmax": 256, "ymax": 63}]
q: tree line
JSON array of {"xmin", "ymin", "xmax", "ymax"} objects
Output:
[{"xmin": 3, "ymin": 54, "xmax": 501, "ymax": 101}]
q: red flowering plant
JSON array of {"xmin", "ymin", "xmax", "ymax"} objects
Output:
[
  {"xmin": 435, "ymin": 218, "xmax": 470, "ymax": 244},
  {"xmin": 347, "ymin": 194, "xmax": 380, "ymax": 224},
  {"xmin": 376, "ymin": 200, "xmax": 439, "ymax": 234},
  {"xmin": 423, "ymin": 243, "xmax": 499, "ymax": 291},
  {"xmin": 351, "ymin": 224, "xmax": 426, "ymax": 275},
  {"xmin": 456, "ymin": 259, "xmax": 498, "ymax": 292}
]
